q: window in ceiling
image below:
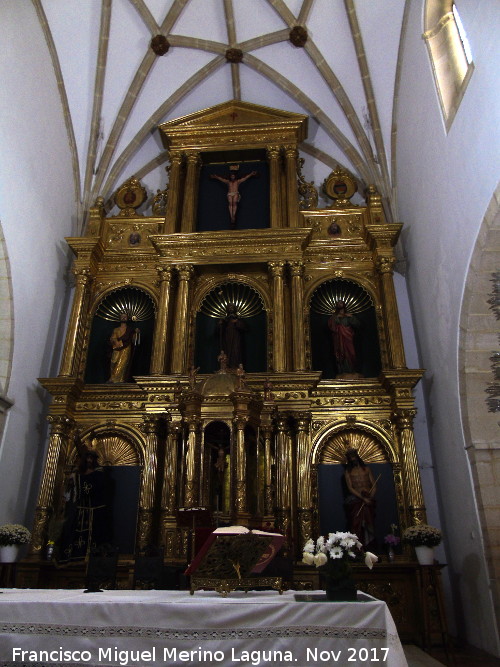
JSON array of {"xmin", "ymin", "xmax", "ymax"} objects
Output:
[{"xmin": 423, "ymin": 1, "xmax": 474, "ymax": 131}]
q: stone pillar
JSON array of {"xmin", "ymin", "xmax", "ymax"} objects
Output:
[
  {"xmin": 289, "ymin": 260, "xmax": 306, "ymax": 370},
  {"xmin": 376, "ymin": 256, "xmax": 406, "ymax": 369},
  {"xmin": 164, "ymin": 150, "xmax": 183, "ymax": 233},
  {"xmin": 160, "ymin": 420, "xmax": 181, "ymax": 559},
  {"xmin": 137, "ymin": 415, "xmax": 161, "ymax": 550},
  {"xmin": 267, "ymin": 145, "xmax": 282, "ymax": 228},
  {"xmin": 181, "ymin": 151, "xmax": 200, "ymax": 233},
  {"xmin": 269, "ymin": 261, "xmax": 287, "ymax": 372},
  {"xmin": 32, "ymin": 416, "xmax": 73, "ymax": 552},
  {"xmin": 59, "ymin": 269, "xmax": 92, "ymax": 376},
  {"xmin": 171, "ymin": 265, "xmax": 194, "ymax": 374},
  {"xmin": 394, "ymin": 409, "xmax": 427, "ymax": 526},
  {"xmin": 284, "ymin": 145, "xmax": 299, "ymax": 228},
  {"xmin": 150, "ymin": 265, "xmax": 173, "ymax": 375},
  {"xmin": 296, "ymin": 412, "xmax": 312, "ymax": 551}
]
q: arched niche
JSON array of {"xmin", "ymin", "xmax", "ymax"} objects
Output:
[
  {"xmin": 315, "ymin": 428, "xmax": 399, "ymax": 550},
  {"xmin": 84, "ymin": 287, "xmax": 156, "ymax": 383},
  {"xmin": 58, "ymin": 429, "xmax": 142, "ymax": 558},
  {"xmin": 309, "ymin": 278, "xmax": 381, "ymax": 379},
  {"xmin": 194, "ymin": 281, "xmax": 267, "ymax": 373},
  {"xmin": 203, "ymin": 421, "xmax": 232, "ymax": 518}
]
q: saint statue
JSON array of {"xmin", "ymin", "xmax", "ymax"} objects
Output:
[
  {"xmin": 328, "ymin": 301, "xmax": 360, "ymax": 376},
  {"xmin": 343, "ymin": 448, "xmax": 377, "ymax": 549},
  {"xmin": 107, "ymin": 312, "xmax": 140, "ymax": 383},
  {"xmin": 210, "ymin": 169, "xmax": 257, "ymax": 227},
  {"xmin": 218, "ymin": 303, "xmax": 246, "ymax": 368}
]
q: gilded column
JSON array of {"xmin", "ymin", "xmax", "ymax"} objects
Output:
[
  {"xmin": 233, "ymin": 417, "xmax": 248, "ymax": 518},
  {"xmin": 171, "ymin": 265, "xmax": 194, "ymax": 374},
  {"xmin": 269, "ymin": 261, "xmax": 286, "ymax": 372},
  {"xmin": 137, "ymin": 415, "xmax": 161, "ymax": 550},
  {"xmin": 275, "ymin": 413, "xmax": 292, "ymax": 543},
  {"xmin": 150, "ymin": 265, "xmax": 173, "ymax": 375},
  {"xmin": 394, "ymin": 409, "xmax": 426, "ymax": 526},
  {"xmin": 181, "ymin": 151, "xmax": 200, "ymax": 233},
  {"xmin": 184, "ymin": 417, "xmax": 200, "ymax": 507},
  {"xmin": 375, "ymin": 255, "xmax": 406, "ymax": 369},
  {"xmin": 267, "ymin": 145, "xmax": 282, "ymax": 228},
  {"xmin": 284, "ymin": 145, "xmax": 299, "ymax": 228},
  {"xmin": 32, "ymin": 416, "xmax": 73, "ymax": 552},
  {"xmin": 262, "ymin": 425, "xmax": 274, "ymax": 517},
  {"xmin": 160, "ymin": 420, "xmax": 181, "ymax": 558},
  {"xmin": 164, "ymin": 150, "xmax": 183, "ymax": 233},
  {"xmin": 59, "ymin": 269, "xmax": 92, "ymax": 377},
  {"xmin": 296, "ymin": 413, "xmax": 312, "ymax": 551},
  {"xmin": 289, "ymin": 260, "xmax": 306, "ymax": 370}
]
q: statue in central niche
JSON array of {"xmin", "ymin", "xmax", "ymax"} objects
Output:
[
  {"xmin": 210, "ymin": 166, "xmax": 257, "ymax": 227},
  {"xmin": 218, "ymin": 303, "xmax": 246, "ymax": 368}
]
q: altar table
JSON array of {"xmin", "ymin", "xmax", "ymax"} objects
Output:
[{"xmin": 0, "ymin": 588, "xmax": 407, "ymax": 666}]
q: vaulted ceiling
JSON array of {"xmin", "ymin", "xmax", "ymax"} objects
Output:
[{"xmin": 33, "ymin": 0, "xmax": 410, "ymax": 231}]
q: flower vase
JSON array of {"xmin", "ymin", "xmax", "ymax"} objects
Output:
[
  {"xmin": 0, "ymin": 545, "xmax": 20, "ymax": 563},
  {"xmin": 322, "ymin": 559, "xmax": 357, "ymax": 602},
  {"xmin": 415, "ymin": 545, "xmax": 435, "ymax": 565}
]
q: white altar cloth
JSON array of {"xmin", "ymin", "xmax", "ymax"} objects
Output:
[{"xmin": 0, "ymin": 588, "xmax": 407, "ymax": 667}]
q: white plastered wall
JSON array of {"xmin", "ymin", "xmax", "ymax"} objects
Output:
[
  {"xmin": 396, "ymin": 0, "xmax": 500, "ymax": 655},
  {"xmin": 0, "ymin": 2, "xmax": 76, "ymax": 525}
]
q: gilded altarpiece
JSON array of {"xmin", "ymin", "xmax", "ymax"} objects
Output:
[{"xmin": 28, "ymin": 104, "xmax": 428, "ymax": 633}]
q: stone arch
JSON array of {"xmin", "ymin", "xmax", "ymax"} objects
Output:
[
  {"xmin": 0, "ymin": 221, "xmax": 13, "ymax": 440},
  {"xmin": 459, "ymin": 182, "xmax": 500, "ymax": 615}
]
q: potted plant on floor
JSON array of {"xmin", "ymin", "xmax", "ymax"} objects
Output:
[
  {"xmin": 0, "ymin": 523, "xmax": 31, "ymax": 563},
  {"xmin": 403, "ymin": 524, "xmax": 442, "ymax": 565}
]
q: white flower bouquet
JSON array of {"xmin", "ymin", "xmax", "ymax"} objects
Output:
[
  {"xmin": 302, "ymin": 532, "xmax": 378, "ymax": 576},
  {"xmin": 403, "ymin": 524, "xmax": 441, "ymax": 547},
  {"xmin": 0, "ymin": 523, "xmax": 31, "ymax": 546}
]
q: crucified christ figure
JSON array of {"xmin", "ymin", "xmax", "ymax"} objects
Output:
[{"xmin": 210, "ymin": 170, "xmax": 257, "ymax": 227}]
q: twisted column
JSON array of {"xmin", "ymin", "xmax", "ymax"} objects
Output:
[
  {"xmin": 171, "ymin": 265, "xmax": 194, "ymax": 373},
  {"xmin": 160, "ymin": 420, "xmax": 181, "ymax": 558},
  {"xmin": 184, "ymin": 417, "xmax": 200, "ymax": 507},
  {"xmin": 296, "ymin": 413, "xmax": 312, "ymax": 552},
  {"xmin": 59, "ymin": 269, "xmax": 93, "ymax": 376},
  {"xmin": 150, "ymin": 266, "xmax": 173, "ymax": 375},
  {"xmin": 269, "ymin": 261, "xmax": 286, "ymax": 372}
]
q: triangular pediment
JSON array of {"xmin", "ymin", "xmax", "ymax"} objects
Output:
[
  {"xmin": 158, "ymin": 100, "xmax": 308, "ymax": 149},
  {"xmin": 160, "ymin": 99, "xmax": 307, "ymax": 131}
]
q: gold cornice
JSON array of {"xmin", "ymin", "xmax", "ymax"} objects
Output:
[
  {"xmin": 363, "ymin": 223, "xmax": 403, "ymax": 249},
  {"xmin": 66, "ymin": 237, "xmax": 105, "ymax": 268},
  {"xmin": 380, "ymin": 369, "xmax": 425, "ymax": 391},
  {"xmin": 149, "ymin": 229, "xmax": 313, "ymax": 264},
  {"xmin": 158, "ymin": 100, "xmax": 308, "ymax": 150}
]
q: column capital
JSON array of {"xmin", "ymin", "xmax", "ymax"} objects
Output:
[
  {"xmin": 393, "ymin": 408, "xmax": 417, "ymax": 429},
  {"xmin": 72, "ymin": 267, "xmax": 93, "ymax": 285},
  {"xmin": 375, "ymin": 255, "xmax": 395, "ymax": 275},
  {"xmin": 175, "ymin": 264, "xmax": 194, "ymax": 281},
  {"xmin": 168, "ymin": 150, "xmax": 183, "ymax": 166},
  {"xmin": 184, "ymin": 151, "xmax": 200, "ymax": 165},
  {"xmin": 140, "ymin": 414, "xmax": 161, "ymax": 435},
  {"xmin": 268, "ymin": 260, "xmax": 286, "ymax": 277},
  {"xmin": 47, "ymin": 415, "xmax": 74, "ymax": 435},
  {"xmin": 156, "ymin": 265, "xmax": 173, "ymax": 281},
  {"xmin": 266, "ymin": 145, "xmax": 281, "ymax": 160},
  {"xmin": 283, "ymin": 145, "xmax": 298, "ymax": 159},
  {"xmin": 288, "ymin": 260, "xmax": 304, "ymax": 277}
]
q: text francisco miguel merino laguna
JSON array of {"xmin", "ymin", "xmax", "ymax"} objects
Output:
[{"xmin": 11, "ymin": 645, "xmax": 390, "ymax": 664}]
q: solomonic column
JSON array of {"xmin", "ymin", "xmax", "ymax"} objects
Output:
[
  {"xmin": 296, "ymin": 412, "xmax": 312, "ymax": 552},
  {"xmin": 184, "ymin": 417, "xmax": 201, "ymax": 508},
  {"xmin": 275, "ymin": 413, "xmax": 293, "ymax": 545},
  {"xmin": 150, "ymin": 265, "xmax": 173, "ymax": 375},
  {"xmin": 160, "ymin": 419, "xmax": 181, "ymax": 559}
]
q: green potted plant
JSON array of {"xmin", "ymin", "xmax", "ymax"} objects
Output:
[
  {"xmin": 403, "ymin": 524, "xmax": 442, "ymax": 565},
  {"xmin": 0, "ymin": 523, "xmax": 31, "ymax": 562}
]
